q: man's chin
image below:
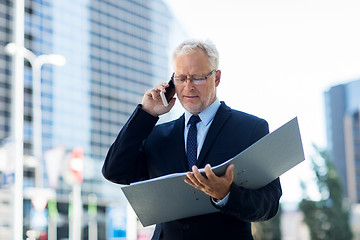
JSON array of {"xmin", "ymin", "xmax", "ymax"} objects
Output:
[{"xmin": 182, "ymin": 103, "xmax": 203, "ymax": 114}]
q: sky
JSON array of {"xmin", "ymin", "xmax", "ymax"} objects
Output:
[{"xmin": 164, "ymin": 0, "xmax": 360, "ymax": 202}]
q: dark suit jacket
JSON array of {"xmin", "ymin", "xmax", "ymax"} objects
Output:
[{"xmin": 102, "ymin": 102, "xmax": 282, "ymax": 240}]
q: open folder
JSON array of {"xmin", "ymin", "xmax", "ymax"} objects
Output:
[{"xmin": 122, "ymin": 117, "xmax": 305, "ymax": 227}]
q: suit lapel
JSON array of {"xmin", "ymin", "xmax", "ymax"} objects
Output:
[
  {"xmin": 173, "ymin": 114, "xmax": 189, "ymax": 171},
  {"xmin": 196, "ymin": 102, "xmax": 231, "ymax": 167}
]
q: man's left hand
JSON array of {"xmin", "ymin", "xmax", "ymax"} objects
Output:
[{"xmin": 184, "ymin": 164, "xmax": 234, "ymax": 200}]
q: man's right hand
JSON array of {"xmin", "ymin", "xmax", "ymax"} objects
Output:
[{"xmin": 141, "ymin": 82, "xmax": 176, "ymax": 117}]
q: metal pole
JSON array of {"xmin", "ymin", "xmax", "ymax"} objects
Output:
[
  {"xmin": 71, "ymin": 183, "xmax": 82, "ymax": 240},
  {"xmin": 32, "ymin": 62, "xmax": 43, "ymax": 188},
  {"xmin": 5, "ymin": 46, "xmax": 65, "ymax": 191},
  {"xmin": 48, "ymin": 211, "xmax": 57, "ymax": 240},
  {"xmin": 5, "ymin": 43, "xmax": 65, "ymax": 240},
  {"xmin": 29, "ymin": 54, "xmax": 65, "ymax": 189},
  {"xmin": 11, "ymin": 0, "xmax": 24, "ymax": 240},
  {"xmin": 88, "ymin": 194, "xmax": 98, "ymax": 240}
]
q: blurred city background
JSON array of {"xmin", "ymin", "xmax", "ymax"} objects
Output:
[{"xmin": 0, "ymin": 0, "xmax": 360, "ymax": 239}]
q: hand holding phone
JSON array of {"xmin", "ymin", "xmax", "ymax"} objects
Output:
[{"xmin": 160, "ymin": 74, "xmax": 175, "ymax": 107}]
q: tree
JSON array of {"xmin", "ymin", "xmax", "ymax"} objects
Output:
[{"xmin": 299, "ymin": 145, "xmax": 352, "ymax": 240}]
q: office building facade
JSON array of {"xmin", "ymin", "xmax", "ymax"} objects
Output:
[
  {"xmin": 325, "ymin": 80, "xmax": 360, "ymax": 203},
  {"xmin": 0, "ymin": 2, "xmax": 14, "ymax": 238},
  {"xmin": 0, "ymin": 0, "xmax": 185, "ymax": 238},
  {"xmin": 0, "ymin": 1, "xmax": 12, "ymax": 147}
]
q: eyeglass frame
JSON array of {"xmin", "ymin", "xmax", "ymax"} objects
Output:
[{"xmin": 171, "ymin": 69, "xmax": 217, "ymax": 86}]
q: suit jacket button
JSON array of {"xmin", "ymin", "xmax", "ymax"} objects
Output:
[{"xmin": 183, "ymin": 224, "xmax": 190, "ymax": 230}]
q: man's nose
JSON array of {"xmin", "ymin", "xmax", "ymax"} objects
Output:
[{"xmin": 183, "ymin": 78, "xmax": 195, "ymax": 90}]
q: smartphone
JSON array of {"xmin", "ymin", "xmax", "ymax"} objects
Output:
[{"xmin": 160, "ymin": 74, "xmax": 175, "ymax": 107}]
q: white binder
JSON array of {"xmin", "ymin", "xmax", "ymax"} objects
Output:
[{"xmin": 122, "ymin": 117, "xmax": 304, "ymax": 227}]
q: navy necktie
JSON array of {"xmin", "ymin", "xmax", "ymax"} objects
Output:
[{"xmin": 187, "ymin": 115, "xmax": 201, "ymax": 170}]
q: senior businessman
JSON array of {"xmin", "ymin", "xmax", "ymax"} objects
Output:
[{"xmin": 102, "ymin": 39, "xmax": 282, "ymax": 240}]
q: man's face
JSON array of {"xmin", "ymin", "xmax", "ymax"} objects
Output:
[{"xmin": 174, "ymin": 49, "xmax": 220, "ymax": 115}]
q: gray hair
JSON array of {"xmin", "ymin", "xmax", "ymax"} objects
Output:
[{"xmin": 171, "ymin": 39, "xmax": 219, "ymax": 70}]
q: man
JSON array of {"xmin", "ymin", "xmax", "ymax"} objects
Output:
[{"xmin": 102, "ymin": 39, "xmax": 282, "ymax": 240}]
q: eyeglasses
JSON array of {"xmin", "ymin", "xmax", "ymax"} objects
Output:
[{"xmin": 171, "ymin": 70, "xmax": 216, "ymax": 86}]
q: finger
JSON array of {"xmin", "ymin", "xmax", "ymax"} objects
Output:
[
  {"xmin": 154, "ymin": 83, "xmax": 167, "ymax": 93},
  {"xmin": 192, "ymin": 166, "xmax": 208, "ymax": 184},
  {"xmin": 187, "ymin": 171, "xmax": 205, "ymax": 189},
  {"xmin": 167, "ymin": 97, "xmax": 176, "ymax": 108},
  {"xmin": 152, "ymin": 86, "xmax": 163, "ymax": 93},
  {"xmin": 186, "ymin": 171, "xmax": 202, "ymax": 186},
  {"xmin": 161, "ymin": 83, "xmax": 169, "ymax": 91},
  {"xmin": 184, "ymin": 175, "xmax": 196, "ymax": 187},
  {"xmin": 184, "ymin": 178, "xmax": 203, "ymax": 191},
  {"xmin": 185, "ymin": 171, "xmax": 193, "ymax": 180},
  {"xmin": 144, "ymin": 89, "xmax": 153, "ymax": 97},
  {"xmin": 151, "ymin": 90, "xmax": 160, "ymax": 101},
  {"xmin": 225, "ymin": 164, "xmax": 235, "ymax": 180},
  {"xmin": 145, "ymin": 88, "xmax": 158, "ymax": 100},
  {"xmin": 204, "ymin": 164, "xmax": 217, "ymax": 180},
  {"xmin": 153, "ymin": 86, "xmax": 163, "ymax": 94},
  {"xmin": 144, "ymin": 91, "xmax": 155, "ymax": 103}
]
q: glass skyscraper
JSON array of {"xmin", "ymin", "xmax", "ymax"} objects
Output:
[
  {"xmin": 0, "ymin": 1, "xmax": 12, "ymax": 145},
  {"xmin": 325, "ymin": 79, "xmax": 360, "ymax": 203},
  {"xmin": 0, "ymin": 2, "xmax": 13, "ymax": 237},
  {"xmin": 0, "ymin": 0, "xmax": 186, "ymax": 238}
]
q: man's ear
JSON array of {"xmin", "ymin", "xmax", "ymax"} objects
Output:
[{"xmin": 215, "ymin": 70, "xmax": 221, "ymax": 87}]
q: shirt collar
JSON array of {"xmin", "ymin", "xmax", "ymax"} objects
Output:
[{"xmin": 185, "ymin": 98, "xmax": 221, "ymax": 126}]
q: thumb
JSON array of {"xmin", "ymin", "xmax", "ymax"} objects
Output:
[
  {"xmin": 225, "ymin": 164, "xmax": 234, "ymax": 179},
  {"xmin": 167, "ymin": 97, "xmax": 176, "ymax": 109}
]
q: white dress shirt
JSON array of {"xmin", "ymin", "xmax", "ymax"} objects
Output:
[
  {"xmin": 184, "ymin": 99, "xmax": 229, "ymax": 206},
  {"xmin": 184, "ymin": 98, "xmax": 221, "ymax": 157}
]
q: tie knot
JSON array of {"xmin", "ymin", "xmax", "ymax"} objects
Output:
[{"xmin": 188, "ymin": 115, "xmax": 201, "ymax": 125}]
